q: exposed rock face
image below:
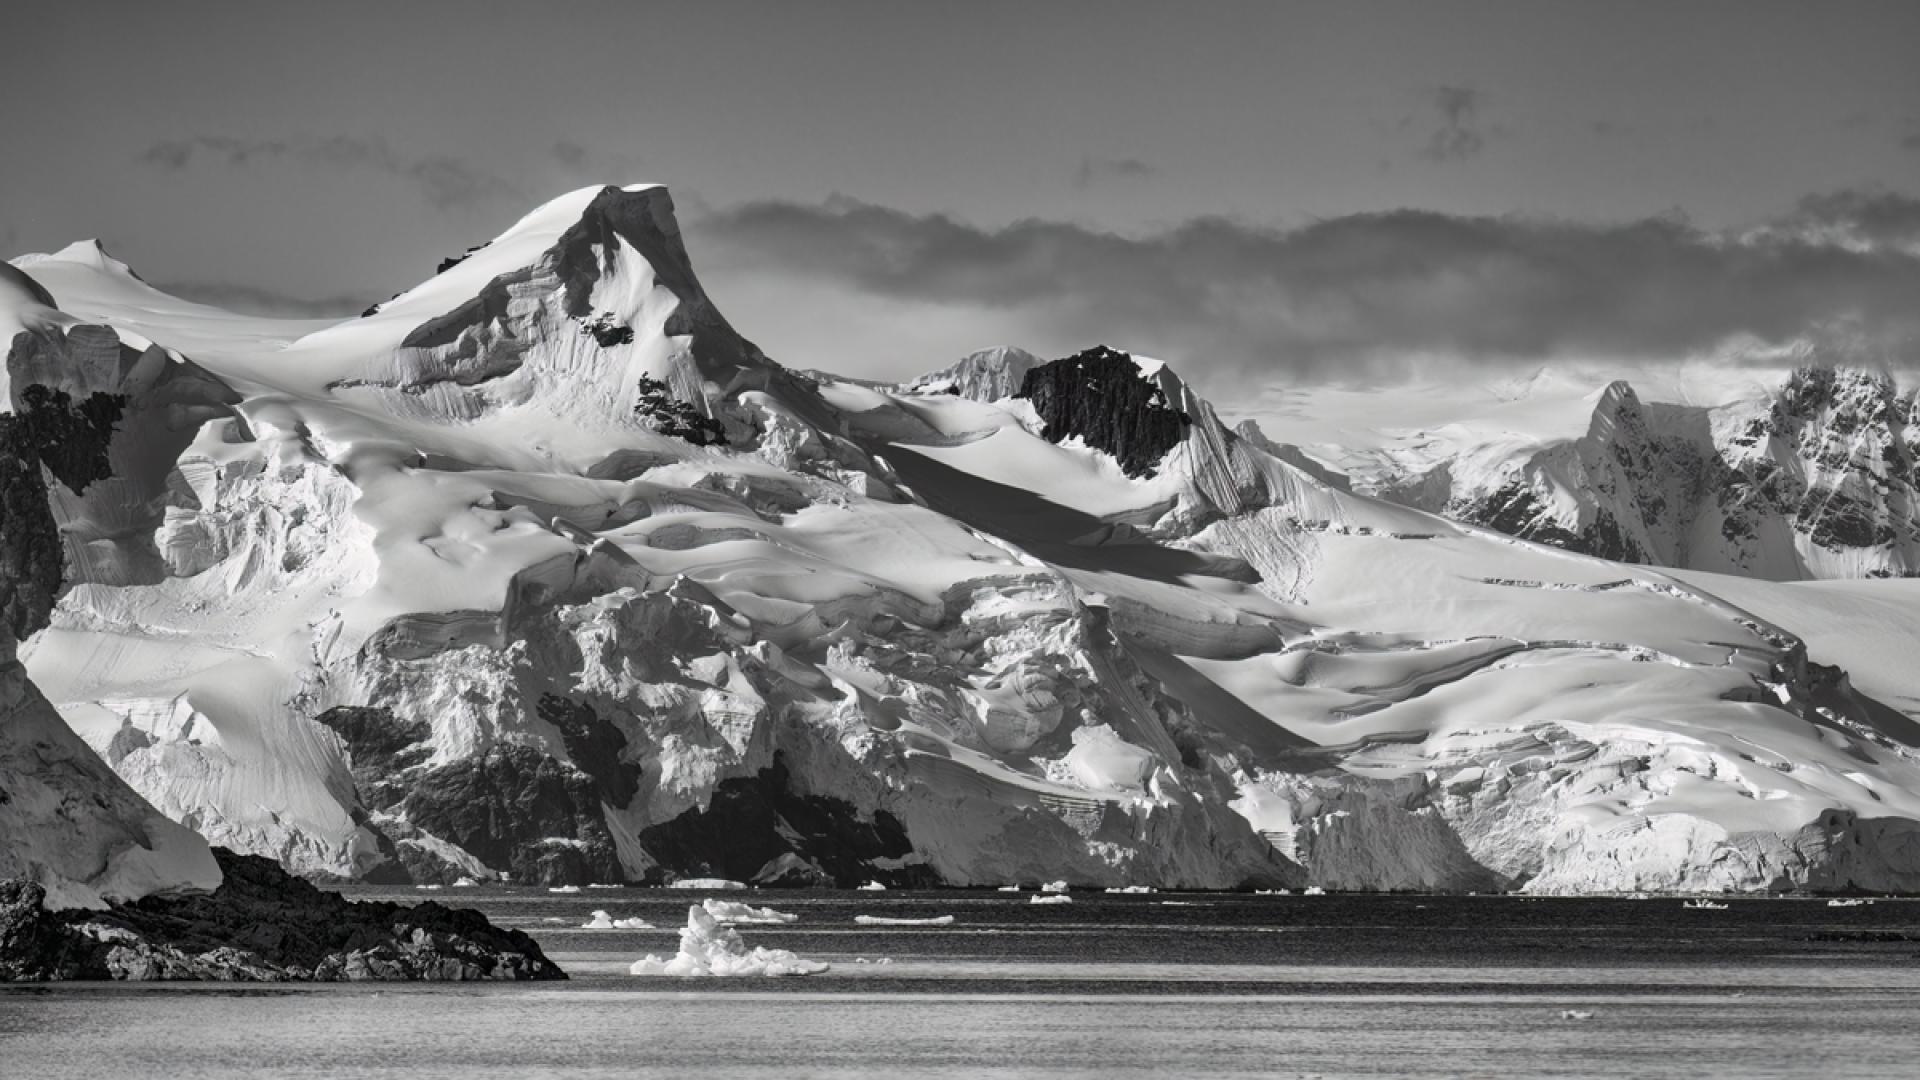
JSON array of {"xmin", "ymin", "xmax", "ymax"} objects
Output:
[
  {"xmin": 1017, "ymin": 346, "xmax": 1192, "ymax": 478},
  {"xmin": 0, "ymin": 848, "xmax": 562, "ymax": 982},
  {"xmin": 637, "ymin": 754, "xmax": 927, "ymax": 886}
]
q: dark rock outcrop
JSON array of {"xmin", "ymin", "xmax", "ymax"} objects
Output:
[
  {"xmin": 638, "ymin": 754, "xmax": 930, "ymax": 887},
  {"xmin": 401, "ymin": 745, "xmax": 623, "ymax": 886},
  {"xmin": 1016, "ymin": 346, "xmax": 1190, "ymax": 478},
  {"xmin": 0, "ymin": 849, "xmax": 563, "ymax": 982}
]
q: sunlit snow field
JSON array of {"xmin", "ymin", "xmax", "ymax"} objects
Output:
[{"xmin": 5, "ymin": 888, "xmax": 1920, "ymax": 1079}]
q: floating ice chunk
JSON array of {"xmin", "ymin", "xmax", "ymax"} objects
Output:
[
  {"xmin": 996, "ymin": 885, "xmax": 1023, "ymax": 892},
  {"xmin": 1560, "ymin": 1010, "xmax": 1595, "ymax": 1021},
  {"xmin": 587, "ymin": 884, "xmax": 621, "ymax": 890},
  {"xmin": 853, "ymin": 915, "xmax": 955, "ymax": 926},
  {"xmin": 1040, "ymin": 881, "xmax": 1070, "ymax": 894},
  {"xmin": 1105, "ymin": 885, "xmax": 1154, "ymax": 894},
  {"xmin": 1682, "ymin": 899, "xmax": 1728, "ymax": 910},
  {"xmin": 629, "ymin": 905, "xmax": 828, "ymax": 977},
  {"xmin": 582, "ymin": 910, "xmax": 655, "ymax": 929},
  {"xmin": 548, "ymin": 885, "xmax": 583, "ymax": 894},
  {"xmin": 1029, "ymin": 894, "xmax": 1073, "ymax": 905},
  {"xmin": 415, "ymin": 884, "xmax": 443, "ymax": 891},
  {"xmin": 1827, "ymin": 898, "xmax": 1873, "ymax": 907},
  {"xmin": 1253, "ymin": 888, "xmax": 1290, "ymax": 896},
  {"xmin": 1302, "ymin": 886, "xmax": 1326, "ymax": 896},
  {"xmin": 857, "ymin": 881, "xmax": 887, "ymax": 891},
  {"xmin": 670, "ymin": 878, "xmax": 748, "ymax": 890},
  {"xmin": 452, "ymin": 877, "xmax": 479, "ymax": 888},
  {"xmin": 702, "ymin": 898, "xmax": 799, "ymax": 925}
]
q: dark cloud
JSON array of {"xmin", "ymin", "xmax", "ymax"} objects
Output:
[
  {"xmin": 137, "ymin": 136, "xmax": 523, "ymax": 209},
  {"xmin": 160, "ymin": 281, "xmax": 371, "ymax": 319},
  {"xmin": 695, "ymin": 191, "xmax": 1920, "ymax": 378},
  {"xmin": 1072, "ymin": 157, "xmax": 1159, "ymax": 189},
  {"xmin": 1416, "ymin": 86, "xmax": 1495, "ymax": 162}
]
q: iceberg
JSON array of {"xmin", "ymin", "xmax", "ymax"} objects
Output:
[
  {"xmin": 852, "ymin": 915, "xmax": 955, "ymax": 926},
  {"xmin": 630, "ymin": 905, "xmax": 828, "ymax": 977},
  {"xmin": 701, "ymin": 898, "xmax": 798, "ymax": 925},
  {"xmin": 1827, "ymin": 898, "xmax": 1872, "ymax": 907},
  {"xmin": 1105, "ymin": 885, "xmax": 1154, "ymax": 894},
  {"xmin": 1682, "ymin": 899, "xmax": 1729, "ymax": 910},
  {"xmin": 669, "ymin": 878, "xmax": 748, "ymax": 890},
  {"xmin": 452, "ymin": 877, "xmax": 479, "ymax": 888},
  {"xmin": 548, "ymin": 885, "xmax": 582, "ymax": 894},
  {"xmin": 1040, "ymin": 881, "xmax": 1070, "ymax": 894},
  {"xmin": 996, "ymin": 885, "xmax": 1023, "ymax": 892},
  {"xmin": 1029, "ymin": 894, "xmax": 1073, "ymax": 905},
  {"xmin": 581, "ymin": 910, "xmax": 654, "ymax": 930},
  {"xmin": 857, "ymin": 881, "xmax": 887, "ymax": 892}
]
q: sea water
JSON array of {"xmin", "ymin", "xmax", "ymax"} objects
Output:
[{"xmin": 4, "ymin": 890, "xmax": 1918, "ymax": 1079}]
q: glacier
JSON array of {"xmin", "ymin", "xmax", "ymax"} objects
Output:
[{"xmin": 7, "ymin": 183, "xmax": 1920, "ymax": 898}]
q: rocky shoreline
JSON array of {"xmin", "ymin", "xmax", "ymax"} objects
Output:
[{"xmin": 0, "ymin": 848, "xmax": 564, "ymax": 982}]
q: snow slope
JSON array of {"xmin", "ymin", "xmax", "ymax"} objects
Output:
[{"xmin": 12, "ymin": 185, "xmax": 1920, "ymax": 895}]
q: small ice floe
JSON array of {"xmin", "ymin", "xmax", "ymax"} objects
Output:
[
  {"xmin": 1105, "ymin": 885, "xmax": 1154, "ymax": 894},
  {"xmin": 452, "ymin": 877, "xmax": 479, "ymax": 888},
  {"xmin": 1253, "ymin": 888, "xmax": 1291, "ymax": 896},
  {"xmin": 1560, "ymin": 1010, "xmax": 1595, "ymax": 1021},
  {"xmin": 996, "ymin": 885, "xmax": 1023, "ymax": 892},
  {"xmin": 587, "ymin": 884, "xmax": 621, "ymax": 890},
  {"xmin": 629, "ymin": 905, "xmax": 828, "ymax": 977},
  {"xmin": 581, "ymin": 910, "xmax": 655, "ymax": 930},
  {"xmin": 1030, "ymin": 894, "xmax": 1073, "ymax": 905},
  {"xmin": 852, "ymin": 957, "xmax": 895, "ymax": 965},
  {"xmin": 1682, "ymin": 899, "xmax": 1729, "ymax": 910},
  {"xmin": 415, "ymin": 884, "xmax": 444, "ymax": 891},
  {"xmin": 548, "ymin": 885, "xmax": 583, "ymax": 894},
  {"xmin": 857, "ymin": 881, "xmax": 888, "ymax": 892},
  {"xmin": 1627, "ymin": 892, "xmax": 1651, "ymax": 900},
  {"xmin": 853, "ymin": 915, "xmax": 955, "ymax": 926},
  {"xmin": 669, "ymin": 877, "xmax": 748, "ymax": 890},
  {"xmin": 1158, "ymin": 901, "xmax": 1198, "ymax": 907},
  {"xmin": 1302, "ymin": 886, "xmax": 1327, "ymax": 896},
  {"xmin": 1040, "ymin": 880, "xmax": 1070, "ymax": 894},
  {"xmin": 1827, "ymin": 898, "xmax": 1873, "ymax": 907},
  {"xmin": 702, "ymin": 898, "xmax": 798, "ymax": 925}
]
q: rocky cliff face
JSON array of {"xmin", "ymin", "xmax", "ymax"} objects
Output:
[{"xmin": 1017, "ymin": 346, "xmax": 1192, "ymax": 478}]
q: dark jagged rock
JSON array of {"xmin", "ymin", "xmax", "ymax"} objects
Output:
[
  {"xmin": 639, "ymin": 753, "xmax": 931, "ymax": 887},
  {"xmin": 401, "ymin": 744, "xmax": 623, "ymax": 885},
  {"xmin": 0, "ymin": 849, "xmax": 564, "ymax": 982},
  {"xmin": 581, "ymin": 311, "xmax": 635, "ymax": 347},
  {"xmin": 1016, "ymin": 346, "xmax": 1190, "ymax": 478},
  {"xmin": 535, "ymin": 694, "xmax": 642, "ymax": 807},
  {"xmin": 314, "ymin": 706, "xmax": 432, "ymax": 811},
  {"xmin": 0, "ymin": 381, "xmax": 126, "ymax": 645},
  {"xmin": 634, "ymin": 374, "xmax": 727, "ymax": 446}
]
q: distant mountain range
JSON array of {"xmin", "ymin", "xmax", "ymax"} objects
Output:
[{"xmin": 7, "ymin": 184, "xmax": 1920, "ymax": 906}]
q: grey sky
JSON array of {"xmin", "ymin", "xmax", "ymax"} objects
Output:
[{"xmin": 4, "ymin": 0, "xmax": 1917, "ymax": 386}]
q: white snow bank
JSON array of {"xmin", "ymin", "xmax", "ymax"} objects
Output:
[
  {"xmin": 670, "ymin": 878, "xmax": 748, "ymax": 890},
  {"xmin": 852, "ymin": 915, "xmax": 955, "ymax": 926},
  {"xmin": 1029, "ymin": 894, "xmax": 1073, "ymax": 905},
  {"xmin": 582, "ymin": 910, "xmax": 654, "ymax": 929},
  {"xmin": 701, "ymin": 898, "xmax": 798, "ymax": 925},
  {"xmin": 629, "ymin": 905, "xmax": 828, "ymax": 977}
]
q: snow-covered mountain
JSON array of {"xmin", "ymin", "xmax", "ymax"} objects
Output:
[
  {"xmin": 10, "ymin": 184, "xmax": 1920, "ymax": 896},
  {"xmin": 1283, "ymin": 364, "xmax": 1920, "ymax": 580}
]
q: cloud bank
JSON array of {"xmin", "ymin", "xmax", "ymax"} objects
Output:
[{"xmin": 695, "ymin": 190, "xmax": 1920, "ymax": 380}]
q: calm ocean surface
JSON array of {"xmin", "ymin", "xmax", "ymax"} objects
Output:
[{"xmin": 4, "ymin": 889, "xmax": 1919, "ymax": 1078}]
